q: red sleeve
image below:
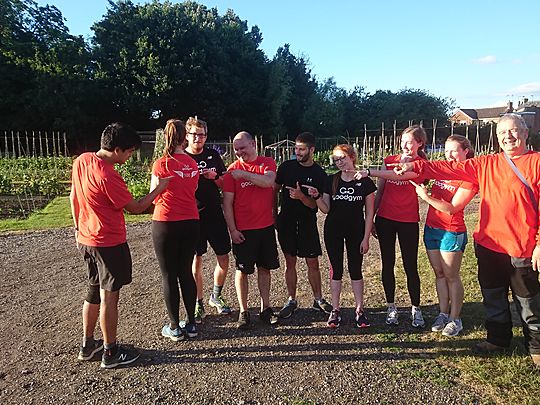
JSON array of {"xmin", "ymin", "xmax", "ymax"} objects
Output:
[
  {"xmin": 101, "ymin": 171, "xmax": 133, "ymax": 210},
  {"xmin": 415, "ymin": 159, "xmax": 479, "ymax": 185}
]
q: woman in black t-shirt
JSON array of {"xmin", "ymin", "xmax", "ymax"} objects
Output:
[{"xmin": 306, "ymin": 144, "xmax": 376, "ymax": 329}]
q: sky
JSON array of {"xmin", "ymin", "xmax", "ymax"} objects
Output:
[{"xmin": 36, "ymin": 0, "xmax": 540, "ymax": 110}]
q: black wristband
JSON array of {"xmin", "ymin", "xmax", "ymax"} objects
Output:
[{"xmin": 313, "ymin": 193, "xmax": 321, "ymax": 200}]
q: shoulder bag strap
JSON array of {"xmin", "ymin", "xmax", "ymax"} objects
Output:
[{"xmin": 503, "ymin": 152, "xmax": 539, "ymax": 215}]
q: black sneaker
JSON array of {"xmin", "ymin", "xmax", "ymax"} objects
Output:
[
  {"xmin": 100, "ymin": 346, "xmax": 140, "ymax": 369},
  {"xmin": 259, "ymin": 307, "xmax": 278, "ymax": 325},
  {"xmin": 313, "ymin": 298, "xmax": 333, "ymax": 314},
  {"xmin": 278, "ymin": 299, "xmax": 298, "ymax": 318},
  {"xmin": 237, "ymin": 311, "xmax": 251, "ymax": 329},
  {"xmin": 78, "ymin": 339, "xmax": 104, "ymax": 361},
  {"xmin": 185, "ymin": 323, "xmax": 198, "ymax": 338},
  {"xmin": 355, "ymin": 311, "xmax": 370, "ymax": 328}
]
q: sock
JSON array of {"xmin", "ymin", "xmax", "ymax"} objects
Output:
[
  {"xmin": 212, "ymin": 285, "xmax": 223, "ymax": 297},
  {"xmin": 387, "ymin": 303, "xmax": 396, "ymax": 309},
  {"xmin": 82, "ymin": 336, "xmax": 94, "ymax": 347},
  {"xmin": 104, "ymin": 341, "xmax": 117, "ymax": 355},
  {"xmin": 197, "ymin": 298, "xmax": 203, "ymax": 305}
]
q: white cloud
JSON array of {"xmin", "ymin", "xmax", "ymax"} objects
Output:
[
  {"xmin": 474, "ymin": 55, "xmax": 497, "ymax": 64},
  {"xmin": 508, "ymin": 82, "xmax": 540, "ymax": 94}
]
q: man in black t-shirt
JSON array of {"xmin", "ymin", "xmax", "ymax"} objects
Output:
[
  {"xmin": 185, "ymin": 117, "xmax": 232, "ymax": 323},
  {"xmin": 274, "ymin": 132, "xmax": 332, "ymax": 318}
]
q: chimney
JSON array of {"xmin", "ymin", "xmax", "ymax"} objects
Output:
[{"xmin": 506, "ymin": 101, "xmax": 514, "ymax": 112}]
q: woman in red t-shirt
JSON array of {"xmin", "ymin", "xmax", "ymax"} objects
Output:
[
  {"xmin": 410, "ymin": 135, "xmax": 477, "ymax": 337},
  {"xmin": 151, "ymin": 119, "xmax": 200, "ymax": 341},
  {"xmin": 371, "ymin": 125, "xmax": 428, "ymax": 328}
]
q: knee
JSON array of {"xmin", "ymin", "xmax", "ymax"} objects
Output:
[{"xmin": 85, "ymin": 284, "xmax": 100, "ymax": 305}]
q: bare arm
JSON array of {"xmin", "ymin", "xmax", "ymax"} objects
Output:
[
  {"xmin": 223, "ymin": 191, "xmax": 245, "ymax": 244},
  {"xmin": 360, "ymin": 192, "xmax": 376, "ymax": 254},
  {"xmin": 69, "ymin": 186, "xmax": 80, "ymax": 229},
  {"xmin": 273, "ymin": 182, "xmax": 280, "ymax": 222},
  {"xmin": 411, "ymin": 181, "xmax": 476, "ymax": 215},
  {"xmin": 230, "ymin": 169, "xmax": 276, "ymax": 188}
]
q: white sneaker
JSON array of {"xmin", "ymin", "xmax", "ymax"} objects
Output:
[
  {"xmin": 442, "ymin": 319, "xmax": 463, "ymax": 337},
  {"xmin": 431, "ymin": 312, "xmax": 449, "ymax": 332},
  {"xmin": 386, "ymin": 306, "xmax": 399, "ymax": 325},
  {"xmin": 411, "ymin": 307, "xmax": 425, "ymax": 328}
]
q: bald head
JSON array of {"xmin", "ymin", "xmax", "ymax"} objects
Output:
[{"xmin": 233, "ymin": 131, "xmax": 257, "ymax": 162}]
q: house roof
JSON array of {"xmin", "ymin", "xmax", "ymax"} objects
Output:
[{"xmin": 454, "ymin": 106, "xmax": 508, "ymax": 120}]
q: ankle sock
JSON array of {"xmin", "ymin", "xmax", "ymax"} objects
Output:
[{"xmin": 212, "ymin": 285, "xmax": 223, "ymax": 297}]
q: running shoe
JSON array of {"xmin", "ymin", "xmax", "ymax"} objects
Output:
[
  {"xmin": 259, "ymin": 307, "xmax": 279, "ymax": 325},
  {"xmin": 472, "ymin": 341, "xmax": 507, "ymax": 354},
  {"xmin": 442, "ymin": 319, "xmax": 463, "ymax": 337},
  {"xmin": 278, "ymin": 299, "xmax": 298, "ymax": 318},
  {"xmin": 237, "ymin": 311, "xmax": 251, "ymax": 329},
  {"xmin": 431, "ymin": 313, "xmax": 449, "ymax": 332},
  {"xmin": 385, "ymin": 306, "xmax": 399, "ymax": 325},
  {"xmin": 78, "ymin": 339, "xmax": 103, "ymax": 361},
  {"xmin": 411, "ymin": 306, "xmax": 425, "ymax": 328},
  {"xmin": 327, "ymin": 309, "xmax": 341, "ymax": 328},
  {"xmin": 161, "ymin": 325, "xmax": 185, "ymax": 342},
  {"xmin": 100, "ymin": 346, "xmax": 140, "ymax": 369},
  {"xmin": 355, "ymin": 311, "xmax": 370, "ymax": 328},
  {"xmin": 194, "ymin": 301, "xmax": 205, "ymax": 324},
  {"xmin": 312, "ymin": 298, "xmax": 333, "ymax": 314},
  {"xmin": 185, "ymin": 323, "xmax": 198, "ymax": 338},
  {"xmin": 208, "ymin": 294, "xmax": 232, "ymax": 315}
]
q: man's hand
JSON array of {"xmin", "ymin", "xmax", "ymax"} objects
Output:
[
  {"xmin": 230, "ymin": 229, "xmax": 246, "ymax": 244},
  {"xmin": 344, "ymin": 169, "xmax": 368, "ymax": 179},
  {"xmin": 387, "ymin": 162, "xmax": 415, "ymax": 175},
  {"xmin": 201, "ymin": 169, "xmax": 218, "ymax": 180},
  {"xmin": 301, "ymin": 184, "xmax": 320, "ymax": 199},
  {"xmin": 286, "ymin": 182, "xmax": 304, "ymax": 200},
  {"xmin": 532, "ymin": 246, "xmax": 540, "ymax": 271},
  {"xmin": 154, "ymin": 176, "xmax": 173, "ymax": 193},
  {"xmin": 409, "ymin": 180, "xmax": 429, "ymax": 200},
  {"xmin": 229, "ymin": 169, "xmax": 248, "ymax": 180}
]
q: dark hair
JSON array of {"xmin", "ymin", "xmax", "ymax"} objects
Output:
[
  {"xmin": 446, "ymin": 135, "xmax": 474, "ymax": 159},
  {"xmin": 162, "ymin": 119, "xmax": 186, "ymax": 158},
  {"xmin": 100, "ymin": 122, "xmax": 141, "ymax": 151},
  {"xmin": 296, "ymin": 132, "xmax": 316, "ymax": 148},
  {"xmin": 402, "ymin": 125, "xmax": 428, "ymax": 160}
]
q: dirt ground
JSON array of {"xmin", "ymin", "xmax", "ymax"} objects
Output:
[{"xmin": 0, "ymin": 208, "xmax": 485, "ymax": 404}]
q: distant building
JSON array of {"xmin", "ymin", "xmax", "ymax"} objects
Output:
[{"xmin": 450, "ymin": 100, "xmax": 539, "ymax": 135}]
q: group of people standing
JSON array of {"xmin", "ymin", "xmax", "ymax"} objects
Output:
[{"xmin": 70, "ymin": 113, "xmax": 540, "ymax": 369}]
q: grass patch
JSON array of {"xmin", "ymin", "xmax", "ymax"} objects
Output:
[
  {"xmin": 0, "ymin": 196, "xmax": 151, "ymax": 233},
  {"xmin": 391, "ymin": 359, "xmax": 460, "ymax": 388}
]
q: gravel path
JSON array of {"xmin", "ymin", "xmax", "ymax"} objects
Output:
[{"xmin": 0, "ymin": 217, "xmax": 483, "ymax": 404}]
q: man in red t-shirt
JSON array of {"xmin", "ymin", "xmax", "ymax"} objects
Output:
[
  {"xmin": 70, "ymin": 123, "xmax": 169, "ymax": 369},
  {"xmin": 395, "ymin": 114, "xmax": 540, "ymax": 368},
  {"xmin": 223, "ymin": 131, "xmax": 279, "ymax": 329}
]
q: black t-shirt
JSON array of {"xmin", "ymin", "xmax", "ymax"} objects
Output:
[
  {"xmin": 186, "ymin": 147, "xmax": 227, "ymax": 216},
  {"xmin": 324, "ymin": 173, "xmax": 377, "ymax": 226},
  {"xmin": 276, "ymin": 159, "xmax": 327, "ymax": 216}
]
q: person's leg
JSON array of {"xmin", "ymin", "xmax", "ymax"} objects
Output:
[
  {"xmin": 235, "ymin": 270, "xmax": 249, "ymax": 312},
  {"xmin": 284, "ymin": 253, "xmax": 298, "ymax": 300},
  {"xmin": 99, "ymin": 289, "xmax": 120, "ymax": 346},
  {"xmin": 475, "ymin": 243, "xmax": 513, "ymax": 348},
  {"xmin": 192, "ymin": 255, "xmax": 204, "ymax": 300},
  {"xmin": 306, "ymin": 257, "xmax": 322, "ymax": 299},
  {"xmin": 214, "ymin": 254, "xmax": 229, "ymax": 290},
  {"xmin": 178, "ymin": 221, "xmax": 199, "ymax": 326},
  {"xmin": 82, "ymin": 300, "xmax": 100, "ymax": 339},
  {"xmin": 376, "ymin": 217, "xmax": 398, "ymax": 305},
  {"xmin": 257, "ymin": 267, "xmax": 272, "ymax": 311},
  {"xmin": 426, "ymin": 249, "xmax": 450, "ymax": 314},
  {"xmin": 397, "ymin": 221, "xmax": 421, "ymax": 307},
  {"xmin": 440, "ymin": 250, "xmax": 465, "ymax": 320},
  {"xmin": 323, "ymin": 224, "xmax": 344, "ymax": 310}
]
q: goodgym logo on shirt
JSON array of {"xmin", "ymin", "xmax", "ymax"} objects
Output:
[
  {"xmin": 174, "ymin": 166, "xmax": 199, "ymax": 178},
  {"xmin": 240, "ymin": 181, "xmax": 254, "ymax": 188}
]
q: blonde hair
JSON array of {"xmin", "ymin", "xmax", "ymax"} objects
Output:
[{"xmin": 162, "ymin": 119, "xmax": 186, "ymax": 158}]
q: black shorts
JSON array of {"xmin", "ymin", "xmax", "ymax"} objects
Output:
[
  {"xmin": 79, "ymin": 242, "xmax": 132, "ymax": 291},
  {"xmin": 276, "ymin": 212, "xmax": 322, "ymax": 258},
  {"xmin": 233, "ymin": 225, "xmax": 280, "ymax": 274},
  {"xmin": 196, "ymin": 211, "xmax": 231, "ymax": 256}
]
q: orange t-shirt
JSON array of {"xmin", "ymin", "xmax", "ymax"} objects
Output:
[
  {"xmin": 377, "ymin": 154, "xmax": 426, "ymax": 223},
  {"xmin": 416, "ymin": 151, "xmax": 540, "ymax": 257},
  {"xmin": 222, "ymin": 156, "xmax": 276, "ymax": 231},
  {"xmin": 72, "ymin": 152, "xmax": 133, "ymax": 247},
  {"xmin": 152, "ymin": 153, "xmax": 199, "ymax": 222},
  {"xmin": 425, "ymin": 179, "xmax": 478, "ymax": 232}
]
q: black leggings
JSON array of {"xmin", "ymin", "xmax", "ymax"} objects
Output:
[
  {"xmin": 375, "ymin": 216, "xmax": 420, "ymax": 306},
  {"xmin": 324, "ymin": 220, "xmax": 364, "ymax": 281},
  {"xmin": 152, "ymin": 220, "xmax": 199, "ymax": 326}
]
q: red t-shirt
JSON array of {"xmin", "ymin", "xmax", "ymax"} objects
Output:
[
  {"xmin": 377, "ymin": 154, "xmax": 426, "ymax": 223},
  {"xmin": 71, "ymin": 152, "xmax": 133, "ymax": 247},
  {"xmin": 152, "ymin": 153, "xmax": 199, "ymax": 222},
  {"xmin": 222, "ymin": 156, "xmax": 276, "ymax": 231},
  {"xmin": 415, "ymin": 151, "xmax": 540, "ymax": 257},
  {"xmin": 426, "ymin": 179, "xmax": 477, "ymax": 232}
]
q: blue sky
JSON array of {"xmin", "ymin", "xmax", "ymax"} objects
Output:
[{"xmin": 37, "ymin": 0, "xmax": 540, "ymax": 109}]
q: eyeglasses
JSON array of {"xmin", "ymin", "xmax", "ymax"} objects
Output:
[
  {"xmin": 497, "ymin": 128, "xmax": 522, "ymax": 136},
  {"xmin": 332, "ymin": 155, "xmax": 347, "ymax": 163},
  {"xmin": 187, "ymin": 132, "xmax": 207, "ymax": 138}
]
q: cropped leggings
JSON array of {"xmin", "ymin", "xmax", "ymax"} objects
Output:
[
  {"xmin": 324, "ymin": 220, "xmax": 364, "ymax": 281},
  {"xmin": 152, "ymin": 219, "xmax": 199, "ymax": 326},
  {"xmin": 375, "ymin": 216, "xmax": 420, "ymax": 306}
]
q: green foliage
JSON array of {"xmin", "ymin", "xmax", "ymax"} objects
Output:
[{"xmin": 115, "ymin": 157, "xmax": 152, "ymax": 199}]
